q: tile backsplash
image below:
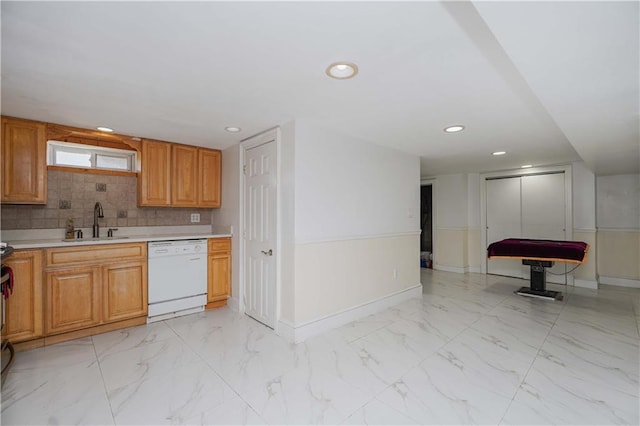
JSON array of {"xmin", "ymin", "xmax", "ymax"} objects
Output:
[{"xmin": 0, "ymin": 170, "xmax": 212, "ymax": 230}]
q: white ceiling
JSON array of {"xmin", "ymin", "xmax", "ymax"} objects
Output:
[{"xmin": 1, "ymin": 1, "xmax": 638, "ymax": 176}]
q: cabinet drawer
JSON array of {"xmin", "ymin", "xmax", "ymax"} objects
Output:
[
  {"xmin": 46, "ymin": 243, "xmax": 147, "ymax": 268},
  {"xmin": 208, "ymin": 238, "xmax": 231, "ymax": 253}
]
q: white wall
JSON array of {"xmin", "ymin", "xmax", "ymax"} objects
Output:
[
  {"xmin": 433, "ymin": 173, "xmax": 472, "ymax": 272},
  {"xmin": 572, "ymin": 162, "xmax": 597, "ymax": 230},
  {"xmin": 291, "ymin": 121, "xmax": 421, "ymax": 329},
  {"xmin": 467, "ymin": 173, "xmax": 481, "ymax": 271},
  {"xmin": 596, "ymin": 174, "xmax": 640, "ymax": 286},
  {"xmin": 597, "ymin": 174, "xmax": 640, "ymax": 229},
  {"xmin": 571, "ymin": 162, "xmax": 597, "ymax": 287},
  {"xmin": 435, "ymin": 174, "xmax": 468, "ymax": 228},
  {"xmin": 216, "ymin": 121, "xmax": 422, "ymax": 341},
  {"xmin": 294, "ymin": 122, "xmax": 419, "ymax": 242},
  {"xmin": 279, "ymin": 121, "xmax": 297, "ymax": 324}
]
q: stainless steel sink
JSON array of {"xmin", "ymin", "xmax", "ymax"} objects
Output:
[{"xmin": 61, "ymin": 237, "xmax": 130, "ymax": 243}]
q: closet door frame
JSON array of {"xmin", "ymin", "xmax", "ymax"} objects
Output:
[{"xmin": 480, "ymin": 165, "xmax": 573, "ymax": 284}]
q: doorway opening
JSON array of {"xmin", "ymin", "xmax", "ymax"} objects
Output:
[{"xmin": 420, "ymin": 184, "xmax": 433, "ymax": 269}]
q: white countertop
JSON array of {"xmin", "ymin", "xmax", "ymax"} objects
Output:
[
  {"xmin": 2, "ymin": 225, "xmax": 232, "ymax": 250},
  {"xmin": 7, "ymin": 233, "xmax": 232, "ymax": 250}
]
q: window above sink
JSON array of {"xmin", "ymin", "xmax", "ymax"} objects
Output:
[{"xmin": 47, "ymin": 141, "xmax": 138, "ymax": 173}]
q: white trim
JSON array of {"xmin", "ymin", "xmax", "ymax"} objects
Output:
[
  {"xmin": 597, "ymin": 228, "xmax": 640, "ymax": 233},
  {"xmin": 434, "ymin": 264, "xmax": 467, "ymax": 274},
  {"xmin": 573, "ymin": 228, "xmax": 597, "ymax": 233},
  {"xmin": 226, "ymin": 296, "xmax": 240, "ymax": 312},
  {"xmin": 599, "ymin": 276, "xmax": 640, "ymax": 288},
  {"xmin": 295, "ymin": 230, "xmax": 421, "ymax": 245},
  {"xmin": 468, "ymin": 266, "xmax": 481, "ymax": 273},
  {"xmin": 434, "ymin": 226, "xmax": 470, "ymax": 232},
  {"xmin": 276, "ymin": 283, "xmax": 423, "ymax": 343},
  {"xmin": 574, "ymin": 279, "xmax": 599, "ymax": 289},
  {"xmin": 238, "ymin": 127, "xmax": 281, "ymax": 324}
]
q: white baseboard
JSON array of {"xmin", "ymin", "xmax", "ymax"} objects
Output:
[
  {"xmin": 226, "ymin": 296, "xmax": 240, "ymax": 312},
  {"xmin": 276, "ymin": 283, "xmax": 423, "ymax": 343},
  {"xmin": 433, "ymin": 264, "xmax": 480, "ymax": 274},
  {"xmin": 574, "ymin": 279, "xmax": 598, "ymax": 289},
  {"xmin": 434, "ymin": 264, "xmax": 466, "ymax": 274},
  {"xmin": 598, "ymin": 276, "xmax": 640, "ymax": 289}
]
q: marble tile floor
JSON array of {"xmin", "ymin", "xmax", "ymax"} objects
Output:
[{"xmin": 1, "ymin": 269, "xmax": 639, "ymax": 425}]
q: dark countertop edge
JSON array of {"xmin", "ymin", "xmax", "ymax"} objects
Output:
[{"xmin": 1, "ymin": 246, "xmax": 15, "ymax": 261}]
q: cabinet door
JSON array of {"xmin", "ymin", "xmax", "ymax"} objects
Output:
[
  {"xmin": 171, "ymin": 144, "xmax": 198, "ymax": 207},
  {"xmin": 198, "ymin": 149, "xmax": 221, "ymax": 208},
  {"xmin": 207, "ymin": 253, "xmax": 230, "ymax": 302},
  {"xmin": 3, "ymin": 250, "xmax": 43, "ymax": 342},
  {"xmin": 138, "ymin": 139, "xmax": 171, "ymax": 206},
  {"xmin": 45, "ymin": 266, "xmax": 101, "ymax": 334},
  {"xmin": 1, "ymin": 117, "xmax": 47, "ymax": 204},
  {"xmin": 103, "ymin": 261, "xmax": 147, "ymax": 322}
]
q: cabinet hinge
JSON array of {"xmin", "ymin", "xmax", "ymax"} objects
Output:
[{"xmin": 243, "ymin": 164, "xmax": 247, "ymax": 175}]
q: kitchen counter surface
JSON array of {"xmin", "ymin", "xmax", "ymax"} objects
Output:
[{"xmin": 3, "ymin": 226, "xmax": 232, "ymax": 250}]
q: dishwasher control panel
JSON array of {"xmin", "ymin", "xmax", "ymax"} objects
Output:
[{"xmin": 148, "ymin": 239, "xmax": 207, "ymax": 258}]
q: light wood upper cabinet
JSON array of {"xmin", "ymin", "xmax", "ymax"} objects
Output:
[
  {"xmin": 198, "ymin": 149, "xmax": 221, "ymax": 208},
  {"xmin": 1, "ymin": 117, "xmax": 47, "ymax": 204},
  {"xmin": 172, "ymin": 144, "xmax": 198, "ymax": 207},
  {"xmin": 138, "ymin": 138, "xmax": 221, "ymax": 208},
  {"xmin": 207, "ymin": 238, "xmax": 231, "ymax": 305},
  {"xmin": 3, "ymin": 250, "xmax": 43, "ymax": 342},
  {"xmin": 138, "ymin": 139, "xmax": 171, "ymax": 206}
]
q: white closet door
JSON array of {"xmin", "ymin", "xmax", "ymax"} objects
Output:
[
  {"xmin": 486, "ymin": 177, "xmax": 524, "ymax": 278},
  {"xmin": 521, "ymin": 173, "xmax": 567, "ymax": 283}
]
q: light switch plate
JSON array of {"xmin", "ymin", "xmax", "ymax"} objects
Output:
[{"xmin": 190, "ymin": 213, "xmax": 200, "ymax": 223}]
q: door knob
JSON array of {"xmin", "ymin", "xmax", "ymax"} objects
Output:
[{"xmin": 261, "ymin": 249, "xmax": 273, "ymax": 256}]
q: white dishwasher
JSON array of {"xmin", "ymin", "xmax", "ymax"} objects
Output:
[{"xmin": 148, "ymin": 239, "xmax": 207, "ymax": 322}]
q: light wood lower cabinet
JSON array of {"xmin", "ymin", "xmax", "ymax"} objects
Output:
[
  {"xmin": 102, "ymin": 261, "xmax": 147, "ymax": 322},
  {"xmin": 207, "ymin": 238, "xmax": 231, "ymax": 307},
  {"xmin": 45, "ymin": 266, "xmax": 101, "ymax": 334},
  {"xmin": 44, "ymin": 243, "xmax": 147, "ymax": 336},
  {"xmin": 3, "ymin": 249, "xmax": 43, "ymax": 343}
]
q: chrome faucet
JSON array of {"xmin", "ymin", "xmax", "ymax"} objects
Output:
[{"xmin": 93, "ymin": 202, "xmax": 104, "ymax": 238}]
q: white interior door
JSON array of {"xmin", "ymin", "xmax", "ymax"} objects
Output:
[
  {"xmin": 244, "ymin": 140, "xmax": 277, "ymax": 328},
  {"xmin": 521, "ymin": 173, "xmax": 567, "ymax": 283},
  {"xmin": 486, "ymin": 177, "xmax": 524, "ymax": 278}
]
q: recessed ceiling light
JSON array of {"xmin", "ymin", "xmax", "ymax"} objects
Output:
[
  {"xmin": 492, "ymin": 151, "xmax": 506, "ymax": 156},
  {"xmin": 225, "ymin": 127, "xmax": 241, "ymax": 133},
  {"xmin": 96, "ymin": 126, "xmax": 113, "ymax": 133},
  {"xmin": 521, "ymin": 164, "xmax": 533, "ymax": 168},
  {"xmin": 325, "ymin": 62, "xmax": 359, "ymax": 79},
  {"xmin": 444, "ymin": 125, "xmax": 465, "ymax": 133}
]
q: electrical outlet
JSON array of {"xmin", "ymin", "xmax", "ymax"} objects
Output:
[
  {"xmin": 190, "ymin": 213, "xmax": 200, "ymax": 223},
  {"xmin": 96, "ymin": 183, "xmax": 107, "ymax": 192},
  {"xmin": 59, "ymin": 200, "xmax": 71, "ymax": 209},
  {"xmin": 117, "ymin": 210, "xmax": 128, "ymax": 218}
]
